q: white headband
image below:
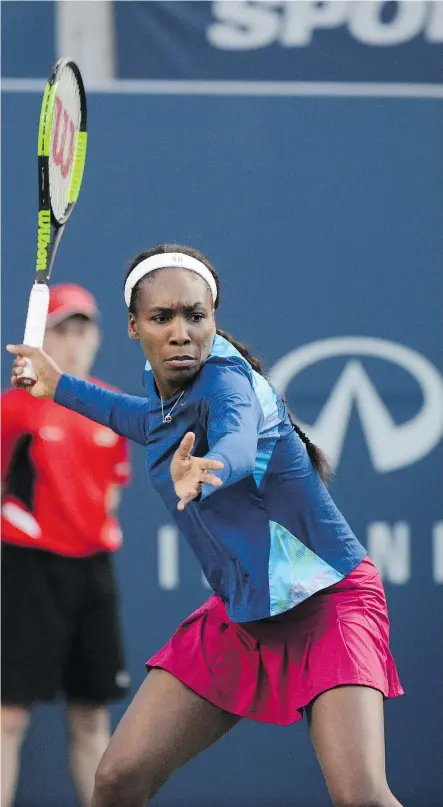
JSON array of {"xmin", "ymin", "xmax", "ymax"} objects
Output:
[{"xmin": 124, "ymin": 252, "xmax": 217, "ymax": 308}]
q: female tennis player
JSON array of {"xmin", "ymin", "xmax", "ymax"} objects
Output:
[{"xmin": 8, "ymin": 244, "xmax": 404, "ymax": 807}]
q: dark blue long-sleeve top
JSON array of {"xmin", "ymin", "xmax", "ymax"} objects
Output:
[{"xmin": 55, "ymin": 334, "xmax": 366, "ymax": 621}]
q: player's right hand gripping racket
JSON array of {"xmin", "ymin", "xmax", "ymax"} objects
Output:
[{"xmin": 19, "ymin": 57, "xmax": 87, "ymax": 386}]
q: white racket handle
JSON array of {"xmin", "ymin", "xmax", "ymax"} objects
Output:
[{"xmin": 20, "ymin": 284, "xmax": 50, "ymax": 386}]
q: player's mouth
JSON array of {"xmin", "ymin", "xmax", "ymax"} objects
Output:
[{"xmin": 164, "ymin": 355, "xmax": 197, "ymax": 369}]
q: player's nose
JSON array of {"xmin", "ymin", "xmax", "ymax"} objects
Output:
[{"xmin": 169, "ymin": 317, "xmax": 191, "ymax": 345}]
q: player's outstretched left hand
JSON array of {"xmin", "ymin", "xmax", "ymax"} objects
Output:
[
  {"xmin": 6, "ymin": 344, "xmax": 63, "ymax": 399},
  {"xmin": 171, "ymin": 432, "xmax": 224, "ymax": 510}
]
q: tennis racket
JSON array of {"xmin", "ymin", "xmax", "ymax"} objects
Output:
[{"xmin": 19, "ymin": 57, "xmax": 87, "ymax": 387}]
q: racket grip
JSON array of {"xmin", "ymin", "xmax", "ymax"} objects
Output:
[{"xmin": 19, "ymin": 284, "xmax": 50, "ymax": 387}]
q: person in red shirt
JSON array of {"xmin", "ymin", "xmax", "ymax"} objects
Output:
[{"xmin": 1, "ymin": 284, "xmax": 131, "ymax": 807}]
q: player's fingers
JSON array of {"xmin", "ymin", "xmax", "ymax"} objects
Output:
[
  {"xmin": 6, "ymin": 344, "xmax": 37, "ymax": 358},
  {"xmin": 200, "ymin": 472, "xmax": 222, "ymax": 488},
  {"xmin": 177, "ymin": 496, "xmax": 193, "ymax": 511},
  {"xmin": 176, "ymin": 432, "xmax": 195, "ymax": 459},
  {"xmin": 199, "ymin": 458, "xmax": 224, "ymax": 471}
]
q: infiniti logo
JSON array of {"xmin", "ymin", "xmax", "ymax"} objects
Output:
[{"xmin": 269, "ymin": 337, "xmax": 443, "ymax": 472}]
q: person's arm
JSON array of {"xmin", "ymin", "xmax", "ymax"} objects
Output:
[
  {"xmin": 200, "ymin": 364, "xmax": 263, "ymax": 499},
  {"xmin": 168, "ymin": 364, "xmax": 265, "ymax": 510},
  {"xmin": 111, "ymin": 435, "xmax": 132, "ymax": 488},
  {"xmin": 169, "ymin": 366, "xmax": 263, "ymax": 509},
  {"xmin": 6, "ymin": 344, "xmax": 150, "ymax": 446},
  {"xmin": 55, "ymin": 374, "xmax": 149, "ymax": 446},
  {"xmin": 105, "ymin": 485, "xmax": 122, "ymax": 514},
  {"xmin": 106, "ymin": 435, "xmax": 132, "ymax": 513}
]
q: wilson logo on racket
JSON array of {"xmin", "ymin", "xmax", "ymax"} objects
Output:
[
  {"xmin": 52, "ymin": 97, "xmax": 76, "ymax": 179},
  {"xmin": 36, "ymin": 210, "xmax": 51, "ymax": 271}
]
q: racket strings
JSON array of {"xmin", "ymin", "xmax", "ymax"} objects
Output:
[{"xmin": 49, "ymin": 66, "xmax": 81, "ymax": 222}]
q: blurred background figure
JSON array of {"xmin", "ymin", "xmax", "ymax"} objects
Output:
[{"xmin": 1, "ymin": 284, "xmax": 131, "ymax": 807}]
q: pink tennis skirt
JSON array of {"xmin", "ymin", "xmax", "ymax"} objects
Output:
[{"xmin": 147, "ymin": 556, "xmax": 404, "ymax": 725}]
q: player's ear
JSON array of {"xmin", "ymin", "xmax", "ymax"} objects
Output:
[{"xmin": 128, "ymin": 314, "xmax": 139, "ymax": 341}]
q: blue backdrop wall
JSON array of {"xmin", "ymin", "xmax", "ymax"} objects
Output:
[{"xmin": 2, "ymin": 85, "xmax": 442, "ymax": 806}]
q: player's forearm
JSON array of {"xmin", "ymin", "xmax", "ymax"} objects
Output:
[
  {"xmin": 55, "ymin": 374, "xmax": 149, "ymax": 445},
  {"xmin": 201, "ymin": 394, "xmax": 261, "ymax": 498},
  {"xmin": 201, "ymin": 432, "xmax": 257, "ymax": 498}
]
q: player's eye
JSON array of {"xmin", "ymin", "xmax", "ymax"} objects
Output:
[{"xmin": 189, "ymin": 313, "xmax": 205, "ymax": 323}]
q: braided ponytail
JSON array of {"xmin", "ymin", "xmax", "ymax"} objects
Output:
[
  {"xmin": 287, "ymin": 413, "xmax": 332, "ymax": 484},
  {"xmin": 216, "ymin": 329, "xmax": 332, "ymax": 484}
]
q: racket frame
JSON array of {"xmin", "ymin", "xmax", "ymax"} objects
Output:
[{"xmin": 18, "ymin": 58, "xmax": 87, "ymax": 387}]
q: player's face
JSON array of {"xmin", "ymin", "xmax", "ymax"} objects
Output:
[
  {"xmin": 44, "ymin": 315, "xmax": 100, "ymax": 378},
  {"xmin": 128, "ymin": 268, "xmax": 216, "ymax": 398}
]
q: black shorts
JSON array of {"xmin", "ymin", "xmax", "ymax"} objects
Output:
[{"xmin": 1, "ymin": 543, "xmax": 130, "ymax": 705}]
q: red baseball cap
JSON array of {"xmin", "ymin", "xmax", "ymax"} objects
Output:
[{"xmin": 47, "ymin": 283, "xmax": 100, "ymax": 327}]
